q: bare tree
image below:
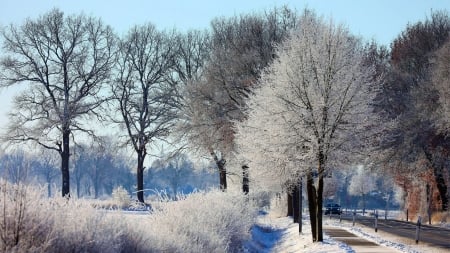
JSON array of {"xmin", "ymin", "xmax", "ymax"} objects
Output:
[
  {"xmin": 0, "ymin": 9, "xmax": 116, "ymax": 197},
  {"xmin": 31, "ymin": 148, "xmax": 60, "ymax": 197},
  {"xmin": 112, "ymin": 23, "xmax": 178, "ymax": 203},
  {"xmin": 0, "ymin": 150, "xmax": 31, "ymax": 184},
  {"xmin": 152, "ymin": 153, "xmax": 194, "ymax": 198},
  {"xmin": 172, "ymin": 29, "xmax": 210, "ymax": 86},
  {"xmin": 71, "ymin": 145, "xmax": 91, "ymax": 198}
]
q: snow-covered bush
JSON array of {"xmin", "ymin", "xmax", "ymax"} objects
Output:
[
  {"xmin": 111, "ymin": 185, "xmax": 131, "ymax": 209},
  {"xmin": 0, "ymin": 178, "xmax": 148, "ymax": 253},
  {"xmin": 145, "ymin": 190, "xmax": 258, "ymax": 252},
  {"xmin": 0, "ymin": 179, "xmax": 54, "ymax": 252},
  {"xmin": 0, "ymin": 178, "xmax": 258, "ymax": 252}
]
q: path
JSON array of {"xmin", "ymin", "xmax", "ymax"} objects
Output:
[{"xmin": 324, "ymin": 227, "xmax": 401, "ymax": 253}]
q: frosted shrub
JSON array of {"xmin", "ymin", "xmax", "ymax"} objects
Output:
[
  {"xmin": 0, "ymin": 179, "xmax": 149, "ymax": 253},
  {"xmin": 145, "ymin": 190, "xmax": 258, "ymax": 253},
  {"xmin": 0, "ymin": 179, "xmax": 54, "ymax": 252},
  {"xmin": 112, "ymin": 185, "xmax": 131, "ymax": 209},
  {"xmin": 0, "ymin": 178, "xmax": 259, "ymax": 253}
]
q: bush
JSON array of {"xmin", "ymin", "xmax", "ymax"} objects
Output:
[
  {"xmin": 145, "ymin": 190, "xmax": 258, "ymax": 253},
  {"xmin": 0, "ymin": 178, "xmax": 258, "ymax": 253},
  {"xmin": 111, "ymin": 185, "xmax": 131, "ymax": 209},
  {"xmin": 0, "ymin": 179, "xmax": 149, "ymax": 253},
  {"xmin": 0, "ymin": 179, "xmax": 54, "ymax": 253}
]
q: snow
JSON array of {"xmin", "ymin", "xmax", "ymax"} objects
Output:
[
  {"xmin": 245, "ymin": 212, "xmax": 450, "ymax": 253},
  {"xmin": 245, "ymin": 212, "xmax": 349, "ymax": 253}
]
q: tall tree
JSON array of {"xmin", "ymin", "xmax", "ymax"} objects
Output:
[
  {"xmin": 152, "ymin": 153, "xmax": 194, "ymax": 198},
  {"xmin": 0, "ymin": 150, "xmax": 30, "ymax": 184},
  {"xmin": 31, "ymin": 148, "xmax": 60, "ymax": 197},
  {"xmin": 433, "ymin": 39, "xmax": 450, "ymax": 132},
  {"xmin": 113, "ymin": 23, "xmax": 178, "ymax": 203},
  {"xmin": 0, "ymin": 9, "xmax": 116, "ymax": 197},
  {"xmin": 384, "ymin": 10, "xmax": 450, "ymax": 211},
  {"xmin": 252, "ymin": 10, "xmax": 378, "ymax": 242},
  {"xmin": 172, "ymin": 29, "xmax": 210, "ymax": 86},
  {"xmin": 348, "ymin": 166, "xmax": 377, "ymax": 215},
  {"xmin": 71, "ymin": 139, "xmax": 133, "ymax": 198},
  {"xmin": 182, "ymin": 7, "xmax": 297, "ymax": 190}
]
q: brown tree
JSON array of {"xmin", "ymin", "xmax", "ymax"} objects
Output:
[{"xmin": 383, "ymin": 10, "xmax": 450, "ymax": 211}]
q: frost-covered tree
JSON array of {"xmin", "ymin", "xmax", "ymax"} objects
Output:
[
  {"xmin": 323, "ymin": 177, "xmax": 339, "ymax": 201},
  {"xmin": 0, "ymin": 9, "xmax": 116, "ymax": 197},
  {"xmin": 236, "ymin": 76, "xmax": 306, "ymax": 193},
  {"xmin": 112, "ymin": 24, "xmax": 178, "ymax": 203},
  {"xmin": 182, "ymin": 7, "xmax": 297, "ymax": 191},
  {"xmin": 151, "ymin": 153, "xmax": 194, "ymax": 197},
  {"xmin": 71, "ymin": 140, "xmax": 134, "ymax": 198},
  {"xmin": 0, "ymin": 150, "xmax": 31, "ymax": 184},
  {"xmin": 240, "ymin": 10, "xmax": 379, "ymax": 242},
  {"xmin": 348, "ymin": 166, "xmax": 377, "ymax": 215}
]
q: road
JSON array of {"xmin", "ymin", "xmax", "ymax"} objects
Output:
[{"xmin": 338, "ymin": 213, "xmax": 450, "ymax": 250}]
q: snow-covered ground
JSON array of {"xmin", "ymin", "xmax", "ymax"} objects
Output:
[
  {"xmin": 245, "ymin": 212, "xmax": 450, "ymax": 253},
  {"xmin": 245, "ymin": 212, "xmax": 351, "ymax": 253}
]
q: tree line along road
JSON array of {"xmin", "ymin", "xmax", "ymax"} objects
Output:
[{"xmin": 336, "ymin": 214, "xmax": 450, "ymax": 250}]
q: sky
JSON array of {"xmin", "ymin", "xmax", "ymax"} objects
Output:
[{"xmin": 0, "ymin": 0, "xmax": 449, "ymax": 131}]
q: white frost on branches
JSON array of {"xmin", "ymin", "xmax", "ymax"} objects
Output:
[{"xmin": 236, "ymin": 11, "xmax": 379, "ymax": 191}]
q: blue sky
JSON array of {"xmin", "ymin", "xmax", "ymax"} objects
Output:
[
  {"xmin": 0, "ymin": 0, "xmax": 449, "ymax": 128},
  {"xmin": 1, "ymin": 0, "xmax": 449, "ymax": 45}
]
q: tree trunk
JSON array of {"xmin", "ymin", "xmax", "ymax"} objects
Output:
[
  {"xmin": 306, "ymin": 171, "xmax": 317, "ymax": 241},
  {"xmin": 307, "ymin": 152, "xmax": 325, "ymax": 242},
  {"xmin": 61, "ymin": 129, "xmax": 70, "ymax": 198},
  {"xmin": 210, "ymin": 151, "xmax": 227, "ymax": 191},
  {"xmin": 362, "ymin": 193, "xmax": 366, "ymax": 215},
  {"xmin": 434, "ymin": 170, "xmax": 448, "ymax": 211},
  {"xmin": 242, "ymin": 165, "xmax": 249, "ymax": 194},
  {"xmin": 136, "ymin": 151, "xmax": 145, "ymax": 203},
  {"xmin": 293, "ymin": 183, "xmax": 300, "ymax": 223},
  {"xmin": 76, "ymin": 178, "xmax": 81, "ymax": 198},
  {"xmin": 299, "ymin": 177, "xmax": 303, "ymax": 233},
  {"xmin": 219, "ymin": 162, "xmax": 227, "ymax": 191},
  {"xmin": 317, "ymin": 160, "xmax": 324, "ymax": 242},
  {"xmin": 287, "ymin": 191, "xmax": 293, "ymax": 216},
  {"xmin": 94, "ymin": 177, "xmax": 99, "ymax": 199},
  {"xmin": 424, "ymin": 149, "xmax": 448, "ymax": 211},
  {"xmin": 47, "ymin": 182, "xmax": 51, "ymax": 198}
]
